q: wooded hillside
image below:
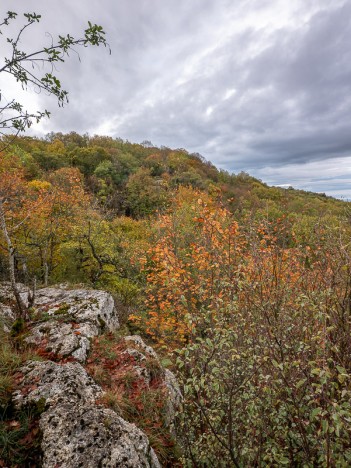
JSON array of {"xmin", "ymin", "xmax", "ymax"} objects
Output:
[{"xmin": 1, "ymin": 133, "xmax": 351, "ymax": 466}]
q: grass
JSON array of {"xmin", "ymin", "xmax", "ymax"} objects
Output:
[
  {"xmin": 0, "ymin": 402, "xmax": 44, "ymax": 467},
  {"xmin": 85, "ymin": 332, "xmax": 181, "ymax": 466},
  {"xmin": 100, "ymin": 390, "xmax": 136, "ymax": 418},
  {"xmin": 0, "ymin": 326, "xmax": 44, "ymax": 467}
]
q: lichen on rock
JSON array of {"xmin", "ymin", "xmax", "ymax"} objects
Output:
[
  {"xmin": 2, "ymin": 284, "xmax": 179, "ymax": 466},
  {"xmin": 13, "ymin": 360, "xmax": 161, "ymax": 468},
  {"xmin": 25, "ymin": 287, "xmax": 120, "ymax": 362}
]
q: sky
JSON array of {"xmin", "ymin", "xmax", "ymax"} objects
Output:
[{"xmin": 1, "ymin": 0, "xmax": 351, "ymax": 198}]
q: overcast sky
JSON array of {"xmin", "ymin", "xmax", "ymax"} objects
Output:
[{"xmin": 1, "ymin": 0, "xmax": 351, "ymax": 198}]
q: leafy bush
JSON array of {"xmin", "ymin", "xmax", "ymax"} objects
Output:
[
  {"xmin": 139, "ymin": 189, "xmax": 351, "ymax": 466},
  {"xmin": 176, "ymin": 305, "xmax": 351, "ymax": 466}
]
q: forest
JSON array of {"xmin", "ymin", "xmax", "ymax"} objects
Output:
[{"xmin": 1, "ymin": 132, "xmax": 351, "ymax": 466}]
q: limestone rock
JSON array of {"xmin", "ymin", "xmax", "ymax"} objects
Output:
[
  {"xmin": 25, "ymin": 287, "xmax": 119, "ymax": 362},
  {"xmin": 14, "ymin": 360, "xmax": 160, "ymax": 468},
  {"xmin": 25, "ymin": 321, "xmax": 98, "ymax": 362},
  {"xmin": 33, "ymin": 287, "xmax": 119, "ymax": 331},
  {"xmin": 13, "ymin": 360, "xmax": 102, "ymax": 408},
  {"xmin": 0, "ymin": 282, "xmax": 28, "ymax": 304},
  {"xmin": 40, "ymin": 403, "xmax": 160, "ymax": 468},
  {"xmin": 124, "ymin": 335, "xmax": 159, "ymax": 360}
]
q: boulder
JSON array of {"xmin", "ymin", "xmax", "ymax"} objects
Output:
[
  {"xmin": 121, "ymin": 335, "xmax": 160, "ymax": 385},
  {"xmin": 124, "ymin": 335, "xmax": 159, "ymax": 360},
  {"xmin": 13, "ymin": 360, "xmax": 102, "ymax": 408},
  {"xmin": 32, "ymin": 287, "xmax": 119, "ymax": 331},
  {"xmin": 14, "ymin": 360, "xmax": 160, "ymax": 468},
  {"xmin": 25, "ymin": 287, "xmax": 119, "ymax": 362}
]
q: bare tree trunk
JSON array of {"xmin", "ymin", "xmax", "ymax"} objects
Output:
[
  {"xmin": 43, "ymin": 241, "xmax": 49, "ymax": 287},
  {"xmin": 28, "ymin": 276, "xmax": 36, "ymax": 308},
  {"xmin": 44, "ymin": 262, "xmax": 49, "ymax": 287},
  {"xmin": 0, "ymin": 198, "xmax": 28, "ymax": 318}
]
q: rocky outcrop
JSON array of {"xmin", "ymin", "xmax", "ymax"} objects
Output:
[
  {"xmin": 14, "ymin": 360, "xmax": 161, "ymax": 468},
  {"xmin": 32, "ymin": 287, "xmax": 118, "ymax": 330},
  {"xmin": 1, "ymin": 285, "xmax": 181, "ymax": 466},
  {"xmin": 0, "ymin": 286, "xmax": 120, "ymax": 362},
  {"xmin": 25, "ymin": 287, "xmax": 119, "ymax": 362}
]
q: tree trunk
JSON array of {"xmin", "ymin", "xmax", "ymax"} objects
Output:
[{"xmin": 44, "ymin": 262, "xmax": 49, "ymax": 287}]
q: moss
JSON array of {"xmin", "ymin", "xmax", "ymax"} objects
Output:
[
  {"xmin": 97, "ymin": 315, "xmax": 106, "ymax": 330},
  {"xmin": 54, "ymin": 302, "xmax": 70, "ymax": 315},
  {"xmin": 30, "ymin": 309, "xmax": 52, "ymax": 323},
  {"xmin": 39, "ymin": 312, "xmax": 52, "ymax": 322},
  {"xmin": 103, "ymin": 416, "xmax": 113, "ymax": 429},
  {"xmin": 34, "ymin": 397, "xmax": 47, "ymax": 416}
]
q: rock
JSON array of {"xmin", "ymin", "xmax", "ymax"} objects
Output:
[
  {"xmin": 121, "ymin": 348, "xmax": 153, "ymax": 384},
  {"xmin": 124, "ymin": 335, "xmax": 159, "ymax": 360},
  {"xmin": 40, "ymin": 404, "xmax": 160, "ymax": 468},
  {"xmin": 25, "ymin": 287, "xmax": 119, "ymax": 362},
  {"xmin": 0, "ymin": 303, "xmax": 15, "ymax": 332},
  {"xmin": 0, "ymin": 282, "xmax": 28, "ymax": 304},
  {"xmin": 164, "ymin": 369, "xmax": 182, "ymax": 433},
  {"xmin": 33, "ymin": 287, "xmax": 119, "ymax": 331},
  {"xmin": 25, "ymin": 321, "xmax": 98, "ymax": 362},
  {"xmin": 0, "ymin": 282, "xmax": 26, "ymax": 331},
  {"xmin": 13, "ymin": 360, "xmax": 102, "ymax": 408},
  {"xmin": 14, "ymin": 360, "xmax": 160, "ymax": 468},
  {"xmin": 123, "ymin": 335, "xmax": 182, "ymax": 430},
  {"xmin": 122, "ymin": 335, "xmax": 161, "ymax": 386}
]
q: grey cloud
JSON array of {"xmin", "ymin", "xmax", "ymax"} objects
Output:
[{"xmin": 1, "ymin": 0, "xmax": 351, "ymax": 197}]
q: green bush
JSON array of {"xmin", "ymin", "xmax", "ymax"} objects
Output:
[{"xmin": 176, "ymin": 300, "xmax": 351, "ymax": 467}]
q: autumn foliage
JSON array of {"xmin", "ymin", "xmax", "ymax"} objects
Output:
[
  {"xmin": 139, "ymin": 187, "xmax": 244, "ymax": 347},
  {"xmin": 135, "ymin": 187, "xmax": 351, "ymax": 465},
  {"xmin": 1, "ymin": 134, "xmax": 351, "ymax": 465}
]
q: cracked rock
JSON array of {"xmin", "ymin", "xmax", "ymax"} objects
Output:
[
  {"xmin": 13, "ymin": 360, "xmax": 160, "ymax": 468},
  {"xmin": 25, "ymin": 288, "xmax": 120, "ymax": 362}
]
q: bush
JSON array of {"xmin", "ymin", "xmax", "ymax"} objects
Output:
[{"xmin": 176, "ymin": 304, "xmax": 351, "ymax": 466}]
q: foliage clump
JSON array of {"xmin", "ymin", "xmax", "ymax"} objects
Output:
[{"xmin": 137, "ymin": 188, "xmax": 351, "ymax": 466}]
